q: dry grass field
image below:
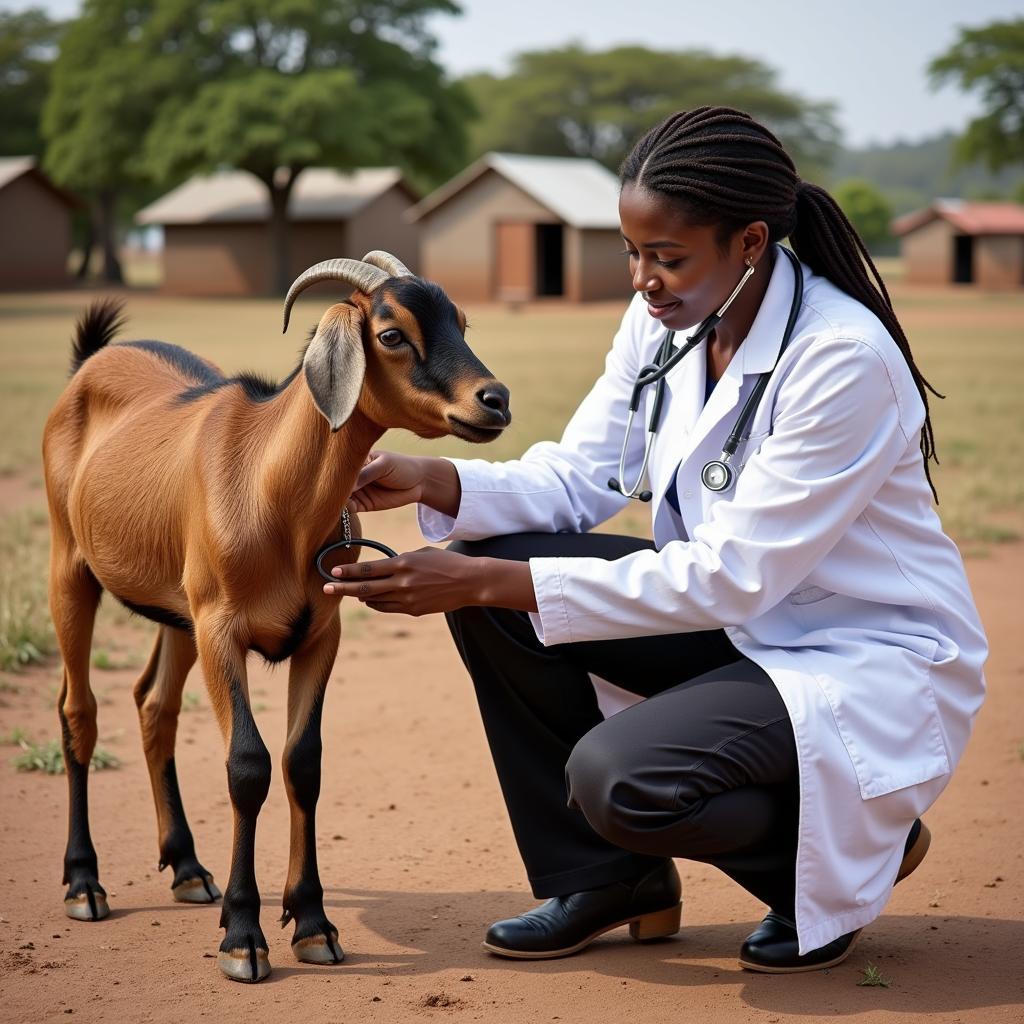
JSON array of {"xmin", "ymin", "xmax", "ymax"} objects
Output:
[{"xmin": 0, "ymin": 275, "xmax": 1022, "ymax": 1023}]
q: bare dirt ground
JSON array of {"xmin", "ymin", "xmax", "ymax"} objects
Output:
[{"xmin": 1, "ymin": 498, "xmax": 1022, "ymax": 1024}]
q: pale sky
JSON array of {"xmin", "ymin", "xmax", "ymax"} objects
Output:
[{"xmin": 6, "ymin": 0, "xmax": 1022, "ymax": 147}]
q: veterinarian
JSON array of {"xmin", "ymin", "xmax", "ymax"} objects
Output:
[{"xmin": 324, "ymin": 107, "xmax": 988, "ymax": 973}]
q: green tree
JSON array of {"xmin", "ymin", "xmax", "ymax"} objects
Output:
[
  {"xmin": 832, "ymin": 178, "xmax": 893, "ymax": 250},
  {"xmin": 43, "ymin": 0, "xmax": 471, "ymax": 290},
  {"xmin": 43, "ymin": 0, "xmax": 190, "ymax": 283},
  {"xmin": 461, "ymin": 45, "xmax": 840, "ymax": 179},
  {"xmin": 929, "ymin": 18, "xmax": 1024, "ymax": 171},
  {"xmin": 141, "ymin": 0, "xmax": 471, "ymax": 294},
  {"xmin": 0, "ymin": 7, "xmax": 64, "ymax": 158}
]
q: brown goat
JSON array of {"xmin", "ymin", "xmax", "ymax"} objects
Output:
[{"xmin": 42, "ymin": 251, "xmax": 510, "ymax": 982}]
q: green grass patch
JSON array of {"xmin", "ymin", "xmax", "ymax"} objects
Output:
[
  {"xmin": 90, "ymin": 648, "xmax": 142, "ymax": 671},
  {"xmin": 1, "ymin": 725, "xmax": 30, "ymax": 745},
  {"xmin": 857, "ymin": 962, "xmax": 892, "ymax": 988},
  {"xmin": 181, "ymin": 691, "xmax": 201, "ymax": 712},
  {"xmin": 11, "ymin": 737, "xmax": 120, "ymax": 774},
  {"xmin": 0, "ymin": 510, "xmax": 55, "ymax": 671}
]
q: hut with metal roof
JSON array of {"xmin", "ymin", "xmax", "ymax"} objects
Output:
[
  {"xmin": 136, "ymin": 167, "xmax": 419, "ymax": 296},
  {"xmin": 0, "ymin": 157, "xmax": 79, "ymax": 290},
  {"xmin": 410, "ymin": 153, "xmax": 630, "ymax": 303},
  {"xmin": 892, "ymin": 199, "xmax": 1024, "ymax": 289}
]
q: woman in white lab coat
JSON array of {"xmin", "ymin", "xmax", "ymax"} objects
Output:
[{"xmin": 324, "ymin": 107, "xmax": 988, "ymax": 973}]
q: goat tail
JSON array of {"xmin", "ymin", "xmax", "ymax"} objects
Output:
[{"xmin": 71, "ymin": 298, "xmax": 127, "ymax": 375}]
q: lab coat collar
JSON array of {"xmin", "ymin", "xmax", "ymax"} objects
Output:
[{"xmin": 648, "ymin": 245, "xmax": 804, "ymax": 511}]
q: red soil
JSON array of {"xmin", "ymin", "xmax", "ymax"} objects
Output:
[{"xmin": 1, "ymin": 506, "xmax": 1022, "ymax": 1024}]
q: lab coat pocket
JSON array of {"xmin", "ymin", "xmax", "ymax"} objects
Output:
[{"xmin": 813, "ymin": 636, "xmax": 951, "ymax": 800}]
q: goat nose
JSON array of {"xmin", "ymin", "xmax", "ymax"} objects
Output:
[{"xmin": 476, "ymin": 384, "xmax": 510, "ymax": 417}]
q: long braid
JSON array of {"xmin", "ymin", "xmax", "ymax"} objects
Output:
[{"xmin": 621, "ymin": 106, "xmax": 942, "ymax": 500}]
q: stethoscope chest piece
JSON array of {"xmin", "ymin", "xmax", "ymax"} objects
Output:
[{"xmin": 700, "ymin": 459, "xmax": 735, "ymax": 493}]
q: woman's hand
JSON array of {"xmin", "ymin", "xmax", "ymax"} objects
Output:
[
  {"xmin": 347, "ymin": 451, "xmax": 426, "ymax": 513},
  {"xmin": 323, "ymin": 547, "xmax": 538, "ymax": 615},
  {"xmin": 347, "ymin": 451, "xmax": 462, "ymax": 518}
]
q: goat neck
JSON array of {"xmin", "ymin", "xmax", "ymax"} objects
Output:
[{"xmin": 256, "ymin": 371, "xmax": 384, "ymax": 560}]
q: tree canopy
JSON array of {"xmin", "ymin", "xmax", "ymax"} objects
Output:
[
  {"xmin": 41, "ymin": 0, "xmax": 471, "ymax": 288},
  {"xmin": 832, "ymin": 178, "xmax": 893, "ymax": 250},
  {"xmin": 0, "ymin": 7, "xmax": 64, "ymax": 158},
  {"xmin": 460, "ymin": 45, "xmax": 840, "ymax": 180},
  {"xmin": 139, "ymin": 0, "xmax": 473, "ymax": 192},
  {"xmin": 929, "ymin": 18, "xmax": 1024, "ymax": 172}
]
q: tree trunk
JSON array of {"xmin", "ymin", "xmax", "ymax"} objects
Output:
[
  {"xmin": 74, "ymin": 215, "xmax": 95, "ymax": 280},
  {"xmin": 267, "ymin": 171, "xmax": 299, "ymax": 296},
  {"xmin": 96, "ymin": 190, "xmax": 123, "ymax": 285}
]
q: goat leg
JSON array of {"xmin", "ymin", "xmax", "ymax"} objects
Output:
[
  {"xmin": 50, "ymin": 553, "xmax": 109, "ymax": 922},
  {"xmin": 197, "ymin": 619, "xmax": 272, "ymax": 983},
  {"xmin": 133, "ymin": 626, "xmax": 221, "ymax": 903},
  {"xmin": 281, "ymin": 615, "xmax": 344, "ymax": 964}
]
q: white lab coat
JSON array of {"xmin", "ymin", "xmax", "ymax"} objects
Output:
[{"xmin": 418, "ymin": 249, "xmax": 988, "ymax": 953}]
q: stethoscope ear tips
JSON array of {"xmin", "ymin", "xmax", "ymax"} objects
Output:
[{"xmin": 701, "ymin": 460, "xmax": 735, "ymax": 493}]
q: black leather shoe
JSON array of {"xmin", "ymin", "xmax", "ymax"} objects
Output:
[
  {"xmin": 739, "ymin": 912, "xmax": 860, "ymax": 973},
  {"xmin": 483, "ymin": 860, "xmax": 681, "ymax": 960},
  {"xmin": 738, "ymin": 818, "xmax": 931, "ymax": 974}
]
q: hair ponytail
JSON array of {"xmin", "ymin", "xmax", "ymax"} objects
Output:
[{"xmin": 621, "ymin": 107, "xmax": 942, "ymax": 500}]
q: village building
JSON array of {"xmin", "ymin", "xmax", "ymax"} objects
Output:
[
  {"xmin": 136, "ymin": 168, "xmax": 419, "ymax": 296},
  {"xmin": 892, "ymin": 199, "xmax": 1024, "ymax": 289},
  {"xmin": 411, "ymin": 152, "xmax": 630, "ymax": 303},
  {"xmin": 0, "ymin": 157, "xmax": 79, "ymax": 290}
]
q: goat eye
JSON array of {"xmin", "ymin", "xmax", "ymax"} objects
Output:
[{"xmin": 377, "ymin": 329, "xmax": 405, "ymax": 348}]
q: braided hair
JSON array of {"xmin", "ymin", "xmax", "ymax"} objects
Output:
[{"xmin": 620, "ymin": 106, "xmax": 942, "ymax": 500}]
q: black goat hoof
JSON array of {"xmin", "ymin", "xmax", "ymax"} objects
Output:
[
  {"xmin": 64, "ymin": 882, "xmax": 110, "ymax": 921},
  {"xmin": 172, "ymin": 873, "xmax": 222, "ymax": 904},
  {"xmin": 218, "ymin": 944, "xmax": 271, "ymax": 983},
  {"xmin": 292, "ymin": 927, "xmax": 345, "ymax": 964}
]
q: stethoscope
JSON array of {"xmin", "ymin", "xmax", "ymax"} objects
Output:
[{"xmin": 608, "ymin": 245, "xmax": 804, "ymax": 501}]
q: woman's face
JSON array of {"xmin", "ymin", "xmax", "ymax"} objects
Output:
[{"xmin": 618, "ymin": 183, "xmax": 761, "ymax": 332}]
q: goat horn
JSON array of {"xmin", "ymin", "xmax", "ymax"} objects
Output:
[
  {"xmin": 282, "ymin": 258, "xmax": 389, "ymax": 333},
  {"xmin": 361, "ymin": 250, "xmax": 414, "ymax": 278}
]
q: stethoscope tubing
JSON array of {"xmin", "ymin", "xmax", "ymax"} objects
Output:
[
  {"xmin": 315, "ymin": 537, "xmax": 399, "ymax": 583},
  {"xmin": 610, "ymin": 245, "xmax": 804, "ymax": 501}
]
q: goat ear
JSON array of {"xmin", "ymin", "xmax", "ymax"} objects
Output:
[{"xmin": 303, "ymin": 303, "xmax": 367, "ymax": 431}]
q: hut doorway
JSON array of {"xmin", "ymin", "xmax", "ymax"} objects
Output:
[
  {"xmin": 953, "ymin": 234, "xmax": 974, "ymax": 284},
  {"xmin": 535, "ymin": 223, "xmax": 564, "ymax": 297}
]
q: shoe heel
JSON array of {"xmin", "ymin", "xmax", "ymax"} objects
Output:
[
  {"xmin": 896, "ymin": 821, "xmax": 931, "ymax": 883},
  {"xmin": 629, "ymin": 903, "xmax": 681, "ymax": 942}
]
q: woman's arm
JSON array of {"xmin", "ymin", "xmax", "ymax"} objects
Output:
[
  {"xmin": 417, "ymin": 293, "xmax": 656, "ymax": 543},
  {"xmin": 523, "ymin": 335, "xmax": 923, "ymax": 644}
]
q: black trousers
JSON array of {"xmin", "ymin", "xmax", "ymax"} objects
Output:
[{"xmin": 444, "ymin": 531, "xmax": 801, "ymax": 919}]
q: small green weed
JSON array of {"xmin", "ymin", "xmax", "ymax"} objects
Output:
[
  {"xmin": 1, "ymin": 726, "xmax": 30, "ymax": 745},
  {"xmin": 181, "ymin": 691, "xmax": 201, "ymax": 712},
  {"xmin": 12, "ymin": 738, "xmax": 120, "ymax": 774},
  {"xmin": 857, "ymin": 962, "xmax": 891, "ymax": 988}
]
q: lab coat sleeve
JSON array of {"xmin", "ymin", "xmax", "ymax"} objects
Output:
[
  {"xmin": 418, "ymin": 294, "xmax": 650, "ymax": 543},
  {"xmin": 527, "ymin": 335, "xmax": 923, "ymax": 645}
]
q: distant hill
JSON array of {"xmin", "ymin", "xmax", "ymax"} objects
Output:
[{"xmin": 831, "ymin": 133, "xmax": 1024, "ymax": 215}]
